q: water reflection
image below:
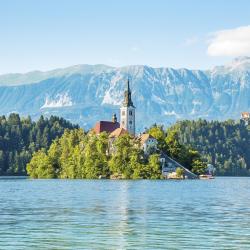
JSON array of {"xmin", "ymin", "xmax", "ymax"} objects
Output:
[{"xmin": 0, "ymin": 178, "xmax": 250, "ymax": 249}]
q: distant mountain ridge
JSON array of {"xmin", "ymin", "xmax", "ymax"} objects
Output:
[
  {"xmin": 0, "ymin": 57, "xmax": 250, "ymax": 131},
  {"xmin": 0, "ymin": 64, "xmax": 113, "ymax": 86}
]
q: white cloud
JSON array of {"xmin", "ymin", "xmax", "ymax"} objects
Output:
[{"xmin": 207, "ymin": 25, "xmax": 250, "ymax": 56}]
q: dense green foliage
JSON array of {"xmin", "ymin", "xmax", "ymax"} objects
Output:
[
  {"xmin": 147, "ymin": 124, "xmax": 207, "ymax": 175},
  {"xmin": 175, "ymin": 167, "xmax": 184, "ymax": 178},
  {"xmin": 5, "ymin": 112, "xmax": 248, "ymax": 177},
  {"xmin": 26, "ymin": 118, "xmax": 250, "ymax": 177},
  {"xmin": 27, "ymin": 129, "xmax": 163, "ymax": 179},
  {"xmin": 0, "ymin": 114, "xmax": 78, "ymax": 175},
  {"xmin": 168, "ymin": 119, "xmax": 250, "ymax": 176}
]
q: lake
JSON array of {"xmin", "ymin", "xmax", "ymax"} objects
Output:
[{"xmin": 0, "ymin": 177, "xmax": 250, "ymax": 249}]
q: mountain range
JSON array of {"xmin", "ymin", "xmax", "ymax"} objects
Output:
[{"xmin": 0, "ymin": 57, "xmax": 250, "ymax": 131}]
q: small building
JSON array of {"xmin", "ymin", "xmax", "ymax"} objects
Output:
[
  {"xmin": 138, "ymin": 133, "xmax": 158, "ymax": 155},
  {"xmin": 207, "ymin": 164, "xmax": 215, "ymax": 175},
  {"xmin": 241, "ymin": 112, "xmax": 250, "ymax": 125}
]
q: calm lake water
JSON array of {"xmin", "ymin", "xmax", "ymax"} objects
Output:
[{"xmin": 0, "ymin": 177, "xmax": 250, "ymax": 249}]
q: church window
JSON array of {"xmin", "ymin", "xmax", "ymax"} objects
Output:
[
  {"xmin": 122, "ymin": 111, "xmax": 125, "ymax": 116},
  {"xmin": 129, "ymin": 111, "xmax": 133, "ymax": 115},
  {"xmin": 129, "ymin": 121, "xmax": 132, "ymax": 125}
]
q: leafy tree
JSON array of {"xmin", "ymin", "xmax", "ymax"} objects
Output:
[
  {"xmin": 108, "ymin": 134, "xmax": 137, "ymax": 178},
  {"xmin": 147, "ymin": 154, "xmax": 162, "ymax": 179},
  {"xmin": 147, "ymin": 124, "xmax": 168, "ymax": 152},
  {"xmin": 27, "ymin": 150, "xmax": 55, "ymax": 178},
  {"xmin": 191, "ymin": 159, "xmax": 207, "ymax": 175},
  {"xmin": 83, "ymin": 135, "xmax": 108, "ymax": 179},
  {"xmin": 176, "ymin": 167, "xmax": 184, "ymax": 178}
]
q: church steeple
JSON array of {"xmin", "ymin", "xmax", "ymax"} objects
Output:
[
  {"xmin": 120, "ymin": 78, "xmax": 136, "ymax": 135},
  {"xmin": 123, "ymin": 78, "xmax": 134, "ymax": 107}
]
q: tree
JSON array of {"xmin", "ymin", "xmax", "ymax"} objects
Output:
[
  {"xmin": 83, "ymin": 136, "xmax": 108, "ymax": 179},
  {"xmin": 108, "ymin": 134, "xmax": 144, "ymax": 179},
  {"xmin": 176, "ymin": 167, "xmax": 184, "ymax": 178},
  {"xmin": 191, "ymin": 160, "xmax": 207, "ymax": 175},
  {"xmin": 0, "ymin": 114, "xmax": 78, "ymax": 176},
  {"xmin": 147, "ymin": 154, "xmax": 162, "ymax": 179},
  {"xmin": 147, "ymin": 124, "xmax": 168, "ymax": 152},
  {"xmin": 165, "ymin": 128, "xmax": 187, "ymax": 164},
  {"xmin": 27, "ymin": 150, "xmax": 55, "ymax": 178}
]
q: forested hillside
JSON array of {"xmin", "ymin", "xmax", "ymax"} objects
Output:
[
  {"xmin": 0, "ymin": 114, "xmax": 78, "ymax": 175},
  {"xmin": 169, "ymin": 119, "xmax": 250, "ymax": 176},
  {"xmin": 2, "ymin": 113, "xmax": 249, "ymax": 177}
]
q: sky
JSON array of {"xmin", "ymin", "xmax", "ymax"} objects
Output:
[{"xmin": 0, "ymin": 0, "xmax": 250, "ymax": 74}]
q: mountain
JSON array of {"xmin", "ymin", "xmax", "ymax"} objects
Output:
[{"xmin": 0, "ymin": 57, "xmax": 250, "ymax": 131}]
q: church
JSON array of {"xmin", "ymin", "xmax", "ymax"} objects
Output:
[
  {"xmin": 92, "ymin": 79, "xmax": 198, "ymax": 179},
  {"xmin": 93, "ymin": 79, "xmax": 158, "ymax": 156},
  {"xmin": 93, "ymin": 79, "xmax": 136, "ymax": 136}
]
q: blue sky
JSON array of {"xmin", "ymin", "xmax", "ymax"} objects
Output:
[{"xmin": 0, "ymin": 0, "xmax": 250, "ymax": 74}]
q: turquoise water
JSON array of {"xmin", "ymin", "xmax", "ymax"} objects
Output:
[{"xmin": 0, "ymin": 177, "xmax": 250, "ymax": 249}]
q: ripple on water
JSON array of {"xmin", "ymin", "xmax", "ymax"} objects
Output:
[{"xmin": 0, "ymin": 177, "xmax": 250, "ymax": 249}]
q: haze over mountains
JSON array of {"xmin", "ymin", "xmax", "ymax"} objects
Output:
[{"xmin": 0, "ymin": 57, "xmax": 250, "ymax": 131}]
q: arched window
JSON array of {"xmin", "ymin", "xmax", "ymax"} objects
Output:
[{"xmin": 129, "ymin": 111, "xmax": 133, "ymax": 116}]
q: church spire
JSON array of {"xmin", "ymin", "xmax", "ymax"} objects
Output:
[
  {"xmin": 120, "ymin": 78, "xmax": 136, "ymax": 135},
  {"xmin": 127, "ymin": 77, "xmax": 130, "ymax": 93},
  {"xmin": 123, "ymin": 78, "xmax": 134, "ymax": 107}
]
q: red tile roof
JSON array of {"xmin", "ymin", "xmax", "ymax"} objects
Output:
[
  {"xmin": 93, "ymin": 121, "xmax": 120, "ymax": 134},
  {"xmin": 109, "ymin": 127, "xmax": 127, "ymax": 138}
]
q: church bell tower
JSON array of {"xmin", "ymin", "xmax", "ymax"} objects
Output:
[{"xmin": 120, "ymin": 79, "xmax": 136, "ymax": 135}]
